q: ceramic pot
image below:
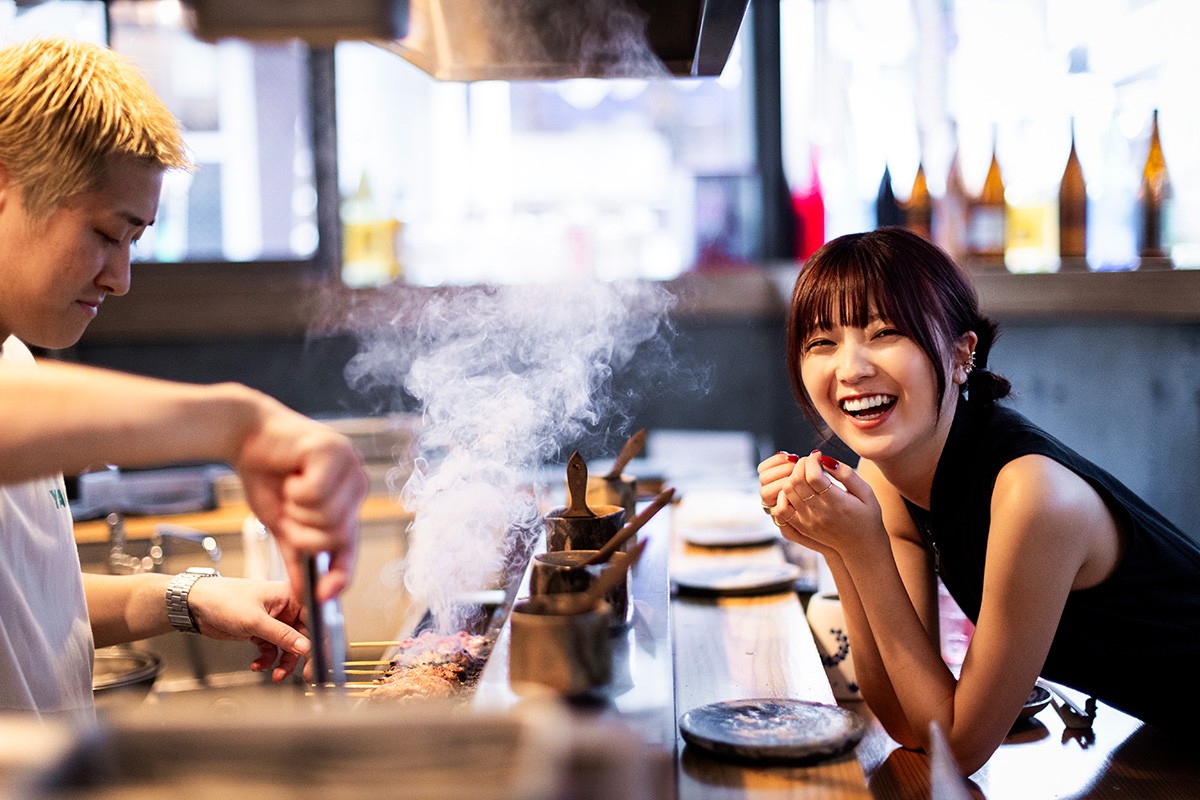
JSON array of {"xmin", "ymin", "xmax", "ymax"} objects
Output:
[
  {"xmin": 508, "ymin": 593, "xmax": 612, "ymax": 697},
  {"xmin": 805, "ymin": 592, "xmax": 861, "ymax": 701},
  {"xmin": 530, "ymin": 549, "xmax": 632, "ymax": 630},
  {"xmin": 543, "ymin": 504, "xmax": 625, "ymax": 552},
  {"xmin": 586, "ymin": 473, "xmax": 637, "ymax": 520}
]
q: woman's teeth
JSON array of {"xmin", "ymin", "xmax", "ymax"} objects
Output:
[{"xmin": 842, "ymin": 394, "xmax": 895, "ymax": 418}]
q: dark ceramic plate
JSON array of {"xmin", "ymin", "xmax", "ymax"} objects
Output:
[
  {"xmin": 672, "ymin": 563, "xmax": 803, "ymax": 596},
  {"xmin": 1018, "ymin": 685, "xmax": 1052, "ymax": 719},
  {"xmin": 679, "ymin": 698, "xmax": 866, "ymax": 764}
]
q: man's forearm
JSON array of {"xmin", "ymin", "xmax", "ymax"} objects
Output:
[{"xmin": 83, "ymin": 572, "xmax": 173, "ymax": 648}]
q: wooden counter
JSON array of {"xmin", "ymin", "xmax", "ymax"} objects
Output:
[
  {"xmin": 477, "ymin": 489, "xmax": 1200, "ymax": 799},
  {"xmin": 473, "ymin": 497, "xmax": 872, "ymax": 799},
  {"xmin": 72, "ymin": 495, "xmax": 411, "ymax": 544}
]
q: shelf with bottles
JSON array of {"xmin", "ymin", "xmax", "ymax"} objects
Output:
[{"xmin": 872, "ymin": 110, "xmax": 1188, "ymax": 275}]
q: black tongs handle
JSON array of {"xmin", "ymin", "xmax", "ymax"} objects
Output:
[{"xmin": 304, "ymin": 553, "xmax": 347, "ymax": 690}]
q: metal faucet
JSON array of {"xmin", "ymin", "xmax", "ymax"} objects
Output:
[
  {"xmin": 105, "ymin": 514, "xmax": 223, "ymax": 574},
  {"xmin": 150, "ymin": 523, "xmax": 223, "ymax": 571},
  {"xmin": 106, "ymin": 512, "xmax": 152, "ymax": 575}
]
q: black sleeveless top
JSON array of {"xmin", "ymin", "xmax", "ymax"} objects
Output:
[{"xmin": 904, "ymin": 396, "xmax": 1200, "ymax": 731}]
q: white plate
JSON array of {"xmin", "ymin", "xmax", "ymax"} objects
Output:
[
  {"xmin": 672, "ymin": 563, "xmax": 803, "ymax": 596},
  {"xmin": 681, "ymin": 524, "xmax": 781, "ymax": 548},
  {"xmin": 676, "ymin": 489, "xmax": 781, "ymax": 548}
]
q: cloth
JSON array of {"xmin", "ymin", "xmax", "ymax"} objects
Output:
[
  {"xmin": 0, "ymin": 336, "xmax": 94, "ymax": 723},
  {"xmin": 905, "ymin": 395, "xmax": 1200, "ymax": 731}
]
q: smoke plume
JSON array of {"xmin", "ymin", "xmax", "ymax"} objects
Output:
[{"xmin": 344, "ymin": 280, "xmax": 675, "ymax": 631}]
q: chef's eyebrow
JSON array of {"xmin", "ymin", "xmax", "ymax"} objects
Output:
[{"xmin": 118, "ymin": 211, "xmax": 155, "ymax": 228}]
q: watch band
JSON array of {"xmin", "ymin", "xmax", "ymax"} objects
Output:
[{"xmin": 165, "ymin": 567, "xmax": 220, "ymax": 633}]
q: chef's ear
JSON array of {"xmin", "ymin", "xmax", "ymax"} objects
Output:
[{"xmin": 0, "ymin": 162, "xmax": 13, "ymax": 208}]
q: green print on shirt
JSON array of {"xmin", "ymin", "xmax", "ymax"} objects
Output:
[{"xmin": 49, "ymin": 487, "xmax": 66, "ymax": 509}]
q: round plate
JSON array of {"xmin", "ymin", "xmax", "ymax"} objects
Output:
[
  {"xmin": 672, "ymin": 563, "xmax": 803, "ymax": 596},
  {"xmin": 681, "ymin": 524, "xmax": 781, "ymax": 548},
  {"xmin": 679, "ymin": 698, "xmax": 866, "ymax": 764},
  {"xmin": 1018, "ymin": 685, "xmax": 1052, "ymax": 720}
]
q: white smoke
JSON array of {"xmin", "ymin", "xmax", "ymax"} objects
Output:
[{"xmin": 344, "ymin": 280, "xmax": 675, "ymax": 631}]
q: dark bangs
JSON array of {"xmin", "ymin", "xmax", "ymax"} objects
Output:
[{"xmin": 786, "ymin": 229, "xmax": 962, "ymax": 426}]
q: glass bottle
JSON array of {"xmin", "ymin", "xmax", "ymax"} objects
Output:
[
  {"xmin": 905, "ymin": 161, "xmax": 932, "ymax": 241},
  {"xmin": 341, "ymin": 171, "xmax": 403, "ymax": 287},
  {"xmin": 934, "ymin": 144, "xmax": 969, "ymax": 262},
  {"xmin": 875, "ymin": 164, "xmax": 904, "ymax": 229},
  {"xmin": 1058, "ymin": 118, "xmax": 1088, "ymax": 271},
  {"xmin": 792, "ymin": 146, "xmax": 826, "ymax": 260},
  {"xmin": 1089, "ymin": 113, "xmax": 1138, "ymax": 271},
  {"xmin": 1137, "ymin": 108, "xmax": 1173, "ymax": 267},
  {"xmin": 966, "ymin": 133, "xmax": 1006, "ymax": 268}
]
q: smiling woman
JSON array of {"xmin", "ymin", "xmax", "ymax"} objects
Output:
[{"xmin": 759, "ymin": 227, "xmax": 1200, "ymax": 775}]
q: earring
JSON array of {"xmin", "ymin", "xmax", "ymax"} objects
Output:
[{"xmin": 965, "ymin": 350, "xmax": 976, "ymax": 374}]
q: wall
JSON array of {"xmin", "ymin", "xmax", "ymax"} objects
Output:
[{"xmin": 73, "ymin": 307, "xmax": 1200, "ymax": 542}]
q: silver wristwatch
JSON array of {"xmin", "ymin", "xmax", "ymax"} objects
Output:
[{"xmin": 165, "ymin": 567, "xmax": 220, "ymax": 633}]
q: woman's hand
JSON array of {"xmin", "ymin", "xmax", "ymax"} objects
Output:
[
  {"xmin": 758, "ymin": 450, "xmax": 887, "ymax": 555},
  {"xmin": 186, "ymin": 577, "xmax": 310, "ymax": 683}
]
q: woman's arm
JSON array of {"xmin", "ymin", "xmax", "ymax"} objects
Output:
[
  {"xmin": 819, "ymin": 454, "xmax": 1118, "ymax": 774},
  {"xmin": 759, "ymin": 453, "xmax": 940, "ymax": 748}
]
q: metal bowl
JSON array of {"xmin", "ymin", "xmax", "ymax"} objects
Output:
[{"xmin": 93, "ymin": 647, "xmax": 162, "ymax": 709}]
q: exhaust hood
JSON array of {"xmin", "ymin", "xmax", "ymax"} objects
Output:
[{"xmin": 189, "ymin": 0, "xmax": 750, "ymax": 80}]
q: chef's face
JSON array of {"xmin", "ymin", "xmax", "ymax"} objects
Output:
[{"xmin": 0, "ymin": 154, "xmax": 162, "ymax": 349}]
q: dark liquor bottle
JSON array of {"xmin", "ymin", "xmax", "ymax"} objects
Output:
[
  {"xmin": 875, "ymin": 164, "xmax": 904, "ymax": 229},
  {"xmin": 1059, "ymin": 118, "xmax": 1088, "ymax": 271},
  {"xmin": 1137, "ymin": 108, "xmax": 1173, "ymax": 267},
  {"xmin": 905, "ymin": 161, "xmax": 932, "ymax": 240},
  {"xmin": 966, "ymin": 134, "xmax": 1007, "ymax": 268}
]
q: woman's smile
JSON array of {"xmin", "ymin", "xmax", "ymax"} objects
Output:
[{"xmin": 840, "ymin": 393, "xmax": 897, "ymax": 422}]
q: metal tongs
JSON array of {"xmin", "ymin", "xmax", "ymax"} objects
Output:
[{"xmin": 304, "ymin": 552, "xmax": 348, "ymax": 693}]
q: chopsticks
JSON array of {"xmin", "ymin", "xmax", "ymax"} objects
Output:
[{"xmin": 1037, "ymin": 679, "xmax": 1096, "ymax": 729}]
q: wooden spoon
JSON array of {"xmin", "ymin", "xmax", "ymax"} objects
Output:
[
  {"xmin": 604, "ymin": 428, "xmax": 647, "ymax": 480},
  {"xmin": 581, "ymin": 487, "xmax": 674, "ymax": 565},
  {"xmin": 562, "ymin": 451, "xmax": 594, "ymax": 518},
  {"xmin": 584, "ymin": 538, "xmax": 648, "ymax": 609}
]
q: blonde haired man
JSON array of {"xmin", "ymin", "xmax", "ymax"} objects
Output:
[{"xmin": 0, "ymin": 37, "xmax": 368, "ymax": 721}]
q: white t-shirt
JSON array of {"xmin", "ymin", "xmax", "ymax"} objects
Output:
[{"xmin": 0, "ymin": 336, "xmax": 94, "ymax": 723}]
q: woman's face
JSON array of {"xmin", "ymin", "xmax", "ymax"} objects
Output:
[{"xmin": 799, "ymin": 313, "xmax": 968, "ymax": 467}]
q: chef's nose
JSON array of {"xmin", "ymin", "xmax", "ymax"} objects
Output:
[{"xmin": 98, "ymin": 248, "xmax": 132, "ymax": 297}]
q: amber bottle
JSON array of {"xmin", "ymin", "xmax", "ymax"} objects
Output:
[
  {"xmin": 1137, "ymin": 108, "xmax": 1173, "ymax": 264},
  {"xmin": 967, "ymin": 137, "xmax": 1006, "ymax": 267},
  {"xmin": 905, "ymin": 162, "xmax": 932, "ymax": 241},
  {"xmin": 1058, "ymin": 119, "xmax": 1088, "ymax": 270}
]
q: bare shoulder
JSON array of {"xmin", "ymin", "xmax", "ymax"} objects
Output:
[
  {"xmin": 991, "ymin": 455, "xmax": 1124, "ymax": 588},
  {"xmin": 857, "ymin": 458, "xmax": 920, "ymax": 542}
]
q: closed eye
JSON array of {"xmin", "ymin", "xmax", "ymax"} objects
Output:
[
  {"xmin": 803, "ymin": 337, "xmax": 835, "ymax": 352},
  {"xmin": 95, "ymin": 229, "xmax": 120, "ymax": 246}
]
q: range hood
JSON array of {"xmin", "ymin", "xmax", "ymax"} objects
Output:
[{"xmin": 189, "ymin": 0, "xmax": 750, "ymax": 80}]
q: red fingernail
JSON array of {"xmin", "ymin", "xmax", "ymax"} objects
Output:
[
  {"xmin": 781, "ymin": 452, "xmax": 800, "ymax": 463},
  {"xmin": 820, "ymin": 455, "xmax": 840, "ymax": 471}
]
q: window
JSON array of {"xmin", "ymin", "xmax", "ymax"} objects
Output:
[
  {"xmin": 3, "ymin": 0, "xmax": 319, "ymax": 264},
  {"xmin": 781, "ymin": 0, "xmax": 1200, "ymax": 270},
  {"xmin": 333, "ymin": 27, "xmax": 756, "ymax": 286}
]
